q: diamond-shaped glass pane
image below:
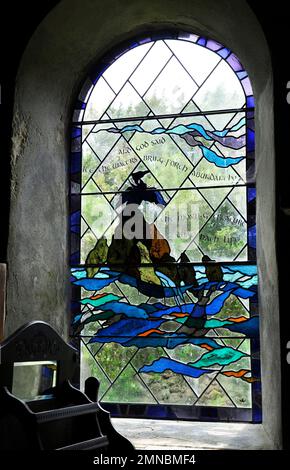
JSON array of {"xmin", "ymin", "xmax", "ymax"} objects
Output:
[
  {"xmin": 96, "ymin": 342, "xmax": 137, "ymax": 381},
  {"xmin": 82, "ymin": 142, "xmax": 100, "ymax": 188},
  {"xmin": 196, "ymin": 198, "xmax": 247, "ymax": 261},
  {"xmin": 143, "ymin": 57, "xmax": 198, "ymax": 114},
  {"xmin": 91, "ymin": 136, "xmax": 140, "ymax": 193},
  {"xmin": 130, "ymin": 41, "xmax": 172, "ymax": 96},
  {"xmin": 81, "ymin": 194, "xmax": 117, "ymax": 243},
  {"xmin": 165, "ymin": 39, "xmax": 220, "ymax": 86},
  {"xmin": 103, "ymin": 42, "xmax": 152, "ymax": 93},
  {"xmin": 101, "ymin": 365, "xmax": 155, "ymax": 403},
  {"xmin": 194, "ymin": 60, "xmax": 246, "ymax": 111},
  {"xmin": 106, "ymin": 82, "xmax": 150, "ymax": 119},
  {"xmin": 195, "ymin": 380, "xmax": 235, "ymax": 407},
  {"xmin": 83, "ymin": 77, "xmax": 115, "ymax": 121},
  {"xmin": 86, "ymin": 125, "xmax": 120, "ymax": 162},
  {"xmin": 155, "ymin": 188, "xmax": 213, "ymax": 260}
]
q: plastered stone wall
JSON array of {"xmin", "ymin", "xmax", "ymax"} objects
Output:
[{"xmin": 6, "ymin": 0, "xmax": 281, "ymax": 448}]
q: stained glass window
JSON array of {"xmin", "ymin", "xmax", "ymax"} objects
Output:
[{"xmin": 70, "ymin": 32, "xmax": 260, "ymax": 422}]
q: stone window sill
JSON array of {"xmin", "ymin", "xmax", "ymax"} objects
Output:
[{"xmin": 112, "ymin": 418, "xmax": 275, "ymax": 450}]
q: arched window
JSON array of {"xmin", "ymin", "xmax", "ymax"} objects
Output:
[{"xmin": 70, "ymin": 31, "xmax": 259, "ymax": 422}]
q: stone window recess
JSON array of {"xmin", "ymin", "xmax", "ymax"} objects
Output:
[{"xmin": 7, "ymin": 0, "xmax": 280, "ymax": 449}]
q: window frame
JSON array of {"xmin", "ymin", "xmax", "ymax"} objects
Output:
[{"xmin": 69, "ymin": 30, "xmax": 260, "ymax": 423}]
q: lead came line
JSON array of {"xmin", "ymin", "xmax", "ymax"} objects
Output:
[{"xmin": 72, "ymin": 107, "xmax": 254, "ymax": 126}]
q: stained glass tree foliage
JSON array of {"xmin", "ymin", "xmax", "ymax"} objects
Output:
[{"xmin": 70, "ymin": 33, "xmax": 260, "ymax": 422}]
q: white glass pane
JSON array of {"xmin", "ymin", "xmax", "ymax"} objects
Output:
[
  {"xmin": 103, "ymin": 42, "xmax": 152, "ymax": 93},
  {"xmin": 130, "ymin": 41, "xmax": 172, "ymax": 96},
  {"xmin": 165, "ymin": 39, "xmax": 220, "ymax": 85},
  {"xmin": 82, "ymin": 194, "xmax": 117, "ymax": 241},
  {"xmin": 205, "ymin": 112, "xmax": 239, "ymax": 130},
  {"xmin": 143, "ymin": 57, "xmax": 198, "ymax": 115},
  {"xmin": 228, "ymin": 186, "xmax": 247, "ymax": 219},
  {"xmin": 86, "ymin": 125, "xmax": 120, "ymax": 161},
  {"xmin": 82, "ymin": 141, "xmax": 100, "ymax": 187},
  {"xmin": 193, "ymin": 60, "xmax": 245, "ymax": 111},
  {"xmin": 84, "ymin": 77, "xmax": 115, "ymax": 120},
  {"xmin": 106, "ymin": 82, "xmax": 150, "ymax": 119}
]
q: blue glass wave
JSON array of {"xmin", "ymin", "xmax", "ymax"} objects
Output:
[
  {"xmin": 72, "ymin": 266, "xmax": 257, "ymax": 301},
  {"xmin": 104, "ymin": 118, "xmax": 247, "ymax": 169},
  {"xmin": 139, "ymin": 357, "xmax": 212, "ymax": 378}
]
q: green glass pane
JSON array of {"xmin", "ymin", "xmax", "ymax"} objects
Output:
[
  {"xmin": 80, "ymin": 230, "xmax": 98, "ymax": 264},
  {"xmin": 80, "ymin": 343, "xmax": 111, "ymax": 398},
  {"xmin": 217, "ymin": 343, "xmax": 252, "ymax": 408},
  {"xmin": 228, "ymin": 186, "xmax": 247, "ymax": 219},
  {"xmin": 217, "ymin": 374, "xmax": 251, "ymax": 408},
  {"xmin": 82, "ymin": 142, "xmax": 100, "ymax": 188},
  {"xmin": 197, "ymin": 199, "xmax": 247, "ymax": 261},
  {"xmin": 167, "ymin": 344, "xmax": 204, "ymax": 364},
  {"xmin": 215, "ymin": 295, "xmax": 250, "ymax": 321},
  {"xmin": 96, "ymin": 343, "xmax": 137, "ymax": 381},
  {"xmin": 83, "ymin": 341, "xmax": 103, "ymax": 357},
  {"xmin": 141, "ymin": 371, "xmax": 196, "ymax": 405},
  {"xmin": 183, "ymin": 243, "xmax": 204, "ymax": 262},
  {"xmin": 213, "ymin": 327, "xmax": 245, "ymax": 339},
  {"xmin": 106, "ymin": 82, "xmax": 150, "ymax": 119},
  {"xmin": 217, "ymin": 338, "xmax": 245, "ymax": 349},
  {"xmin": 186, "ymin": 371, "xmax": 218, "ymax": 398},
  {"xmin": 131, "ymin": 347, "xmax": 164, "ymax": 370},
  {"xmin": 113, "ymin": 282, "xmax": 149, "ymax": 304},
  {"xmin": 82, "ymin": 179, "xmax": 99, "ymax": 194},
  {"xmin": 81, "ymin": 195, "xmax": 117, "ymax": 246},
  {"xmin": 235, "ymin": 246, "xmax": 248, "ymax": 261},
  {"xmin": 235, "ymin": 339, "xmax": 251, "ymax": 355},
  {"xmin": 101, "ymin": 365, "xmax": 155, "ymax": 403},
  {"xmin": 195, "ymin": 380, "xmax": 235, "ymax": 407},
  {"xmin": 92, "ymin": 136, "xmax": 140, "ymax": 192},
  {"xmin": 82, "ymin": 124, "xmax": 94, "ymax": 141}
]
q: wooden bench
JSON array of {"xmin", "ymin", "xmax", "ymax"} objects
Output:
[{"xmin": 0, "ymin": 321, "xmax": 134, "ymax": 452}]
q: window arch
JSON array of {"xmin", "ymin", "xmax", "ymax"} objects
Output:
[{"xmin": 70, "ymin": 31, "xmax": 260, "ymax": 422}]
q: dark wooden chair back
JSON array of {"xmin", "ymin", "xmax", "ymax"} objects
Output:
[{"xmin": 0, "ymin": 321, "xmax": 134, "ymax": 452}]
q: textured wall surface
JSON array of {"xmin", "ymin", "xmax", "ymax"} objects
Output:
[
  {"xmin": 6, "ymin": 0, "xmax": 281, "ymax": 448},
  {"xmin": 0, "ymin": 264, "xmax": 6, "ymax": 341}
]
